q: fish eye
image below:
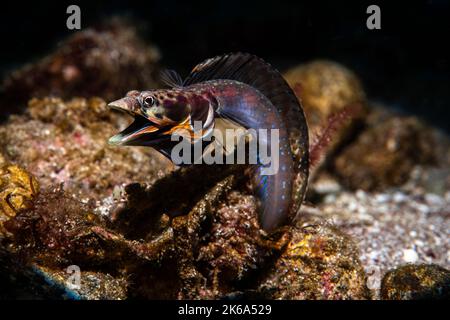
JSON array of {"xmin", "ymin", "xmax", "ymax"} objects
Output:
[{"xmin": 143, "ymin": 96, "xmax": 156, "ymax": 107}]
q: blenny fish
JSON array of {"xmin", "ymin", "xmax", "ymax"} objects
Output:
[{"xmin": 108, "ymin": 53, "xmax": 309, "ymax": 232}]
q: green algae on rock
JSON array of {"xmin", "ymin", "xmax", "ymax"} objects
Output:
[{"xmin": 380, "ymin": 264, "xmax": 450, "ymax": 299}]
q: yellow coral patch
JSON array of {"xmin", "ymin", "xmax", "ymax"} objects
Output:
[
  {"xmin": 286, "ymin": 234, "xmax": 313, "ymax": 257},
  {"xmin": 0, "ymin": 164, "xmax": 40, "ymax": 235}
]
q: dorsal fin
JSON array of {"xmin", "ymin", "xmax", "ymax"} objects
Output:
[
  {"xmin": 183, "ymin": 53, "xmax": 308, "ymax": 155},
  {"xmin": 160, "ymin": 69, "xmax": 184, "ymax": 88},
  {"xmin": 184, "ymin": 52, "xmax": 310, "ymax": 225}
]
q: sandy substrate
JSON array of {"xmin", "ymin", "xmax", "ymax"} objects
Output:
[{"xmin": 304, "ymin": 170, "xmax": 450, "ymax": 298}]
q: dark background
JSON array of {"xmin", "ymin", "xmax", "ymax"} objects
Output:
[{"xmin": 1, "ymin": 0, "xmax": 449, "ymax": 131}]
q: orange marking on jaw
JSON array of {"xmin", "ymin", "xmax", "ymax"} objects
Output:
[
  {"xmin": 165, "ymin": 117, "xmax": 208, "ymax": 142},
  {"xmin": 127, "ymin": 125, "xmax": 159, "ymax": 140}
]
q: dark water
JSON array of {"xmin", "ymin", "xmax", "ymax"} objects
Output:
[{"xmin": 1, "ymin": 0, "xmax": 449, "ymax": 131}]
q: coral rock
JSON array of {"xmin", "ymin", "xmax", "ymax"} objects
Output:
[
  {"xmin": 257, "ymin": 222, "xmax": 371, "ymax": 299},
  {"xmin": 0, "ymin": 97, "xmax": 171, "ymax": 201},
  {"xmin": 380, "ymin": 264, "xmax": 450, "ymax": 299},
  {"xmin": 3, "ymin": 188, "xmax": 111, "ymax": 267},
  {"xmin": 1, "ymin": 18, "xmax": 161, "ymax": 116},
  {"xmin": 0, "ymin": 164, "xmax": 39, "ymax": 237},
  {"xmin": 283, "ymin": 60, "xmax": 368, "ymax": 172},
  {"xmin": 36, "ymin": 266, "xmax": 128, "ymax": 300},
  {"xmin": 333, "ymin": 109, "xmax": 437, "ymax": 191}
]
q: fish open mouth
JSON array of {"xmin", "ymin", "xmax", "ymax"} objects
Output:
[{"xmin": 108, "ymin": 100, "xmax": 160, "ymax": 146}]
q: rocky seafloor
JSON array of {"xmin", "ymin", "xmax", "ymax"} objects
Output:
[{"xmin": 0, "ymin": 19, "xmax": 448, "ymax": 300}]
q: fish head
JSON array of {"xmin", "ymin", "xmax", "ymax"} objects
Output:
[{"xmin": 108, "ymin": 89, "xmax": 192, "ymax": 146}]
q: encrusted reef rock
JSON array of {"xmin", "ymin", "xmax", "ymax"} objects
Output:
[
  {"xmin": 283, "ymin": 60, "xmax": 368, "ymax": 172},
  {"xmin": 380, "ymin": 264, "xmax": 450, "ymax": 300},
  {"xmin": 1, "ymin": 181, "xmax": 153, "ymax": 299},
  {"xmin": 0, "ymin": 160, "xmax": 371, "ymax": 300},
  {"xmin": 104, "ymin": 171, "xmax": 270, "ymax": 300},
  {"xmin": 333, "ymin": 108, "xmax": 437, "ymax": 191},
  {"xmin": 257, "ymin": 222, "xmax": 371, "ymax": 300},
  {"xmin": 1, "ymin": 18, "xmax": 161, "ymax": 116},
  {"xmin": 3, "ymin": 188, "xmax": 114, "ymax": 268},
  {"xmin": 0, "ymin": 254, "xmax": 128, "ymax": 300},
  {"xmin": 195, "ymin": 191, "xmax": 268, "ymax": 298},
  {"xmin": 0, "ymin": 97, "xmax": 170, "ymax": 201},
  {"xmin": 116, "ymin": 180, "xmax": 370, "ymax": 300}
]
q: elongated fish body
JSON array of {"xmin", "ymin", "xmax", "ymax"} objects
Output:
[
  {"xmin": 183, "ymin": 80, "xmax": 295, "ymax": 230},
  {"xmin": 108, "ymin": 53, "xmax": 309, "ymax": 232}
]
